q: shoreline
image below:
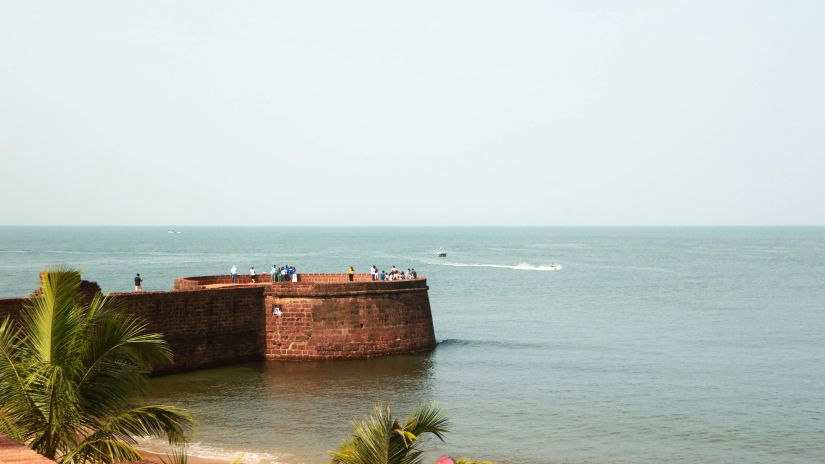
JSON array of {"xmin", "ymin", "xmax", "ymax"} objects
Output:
[{"xmin": 136, "ymin": 448, "xmax": 234, "ymax": 464}]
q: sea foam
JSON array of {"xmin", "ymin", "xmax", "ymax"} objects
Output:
[{"xmin": 136, "ymin": 438, "xmax": 281, "ymax": 464}]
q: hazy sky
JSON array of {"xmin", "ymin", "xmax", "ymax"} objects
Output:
[{"xmin": 1, "ymin": 1, "xmax": 823, "ymax": 226}]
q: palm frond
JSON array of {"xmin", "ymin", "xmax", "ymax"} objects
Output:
[
  {"xmin": 59, "ymin": 437, "xmax": 143, "ymax": 464},
  {"xmin": 330, "ymin": 403, "xmax": 450, "ymax": 464},
  {"xmin": 0, "ymin": 317, "xmax": 41, "ymax": 442},
  {"xmin": 27, "ymin": 363, "xmax": 83, "ymax": 459},
  {"xmin": 21, "ymin": 268, "xmax": 83, "ymax": 365},
  {"xmin": 80, "ymin": 293, "xmax": 173, "ymax": 373},
  {"xmin": 159, "ymin": 443, "xmax": 190, "ymax": 464},
  {"xmin": 76, "ymin": 295, "xmax": 173, "ymax": 422},
  {"xmin": 89, "ymin": 405, "xmax": 194, "ymax": 445},
  {"xmin": 403, "ymin": 403, "xmax": 449, "ymax": 443}
]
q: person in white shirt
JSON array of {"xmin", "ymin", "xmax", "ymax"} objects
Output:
[
  {"xmin": 230, "ymin": 265, "xmax": 238, "ymax": 283},
  {"xmin": 371, "ymin": 265, "xmax": 378, "ymax": 281},
  {"xmin": 271, "ymin": 264, "xmax": 277, "ymax": 283},
  {"xmin": 250, "ymin": 267, "xmax": 256, "ymax": 283}
]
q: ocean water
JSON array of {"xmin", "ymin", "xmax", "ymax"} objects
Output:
[{"xmin": 0, "ymin": 226, "xmax": 823, "ymax": 463}]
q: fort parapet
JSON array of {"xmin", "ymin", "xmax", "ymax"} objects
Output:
[{"xmin": 0, "ymin": 273, "xmax": 437, "ymax": 374}]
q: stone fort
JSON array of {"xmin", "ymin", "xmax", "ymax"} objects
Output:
[{"xmin": 0, "ymin": 272, "xmax": 437, "ymax": 374}]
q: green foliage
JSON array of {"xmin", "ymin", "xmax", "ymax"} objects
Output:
[
  {"xmin": 159, "ymin": 443, "xmax": 189, "ymax": 464},
  {"xmin": 0, "ymin": 268, "xmax": 193, "ymax": 463},
  {"xmin": 330, "ymin": 403, "xmax": 449, "ymax": 464}
]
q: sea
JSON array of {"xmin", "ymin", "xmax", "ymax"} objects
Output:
[{"xmin": 0, "ymin": 226, "xmax": 823, "ymax": 464}]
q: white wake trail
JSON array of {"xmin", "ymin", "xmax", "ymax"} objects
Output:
[{"xmin": 422, "ymin": 260, "xmax": 562, "ymax": 271}]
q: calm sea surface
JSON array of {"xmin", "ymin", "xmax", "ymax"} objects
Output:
[{"xmin": 0, "ymin": 227, "xmax": 823, "ymax": 463}]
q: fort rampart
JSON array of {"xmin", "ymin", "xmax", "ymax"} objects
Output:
[{"xmin": 0, "ymin": 273, "xmax": 436, "ymax": 373}]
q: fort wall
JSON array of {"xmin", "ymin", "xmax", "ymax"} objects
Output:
[
  {"xmin": 262, "ymin": 277, "xmax": 435, "ymax": 360},
  {"xmin": 110, "ymin": 287, "xmax": 267, "ymax": 374},
  {"xmin": 0, "ymin": 273, "xmax": 436, "ymax": 372}
]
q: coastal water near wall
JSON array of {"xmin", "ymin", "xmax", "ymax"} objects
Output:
[{"xmin": 0, "ymin": 273, "xmax": 436, "ymax": 373}]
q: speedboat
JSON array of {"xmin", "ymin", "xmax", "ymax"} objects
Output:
[{"xmin": 436, "ymin": 249, "xmax": 447, "ymax": 258}]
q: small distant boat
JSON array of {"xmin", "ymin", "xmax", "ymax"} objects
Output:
[
  {"xmin": 436, "ymin": 249, "xmax": 447, "ymax": 258},
  {"xmin": 167, "ymin": 229, "xmax": 182, "ymax": 234}
]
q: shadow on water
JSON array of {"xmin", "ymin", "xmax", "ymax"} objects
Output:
[{"xmin": 147, "ymin": 353, "xmax": 436, "ymax": 463}]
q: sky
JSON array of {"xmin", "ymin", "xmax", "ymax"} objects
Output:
[{"xmin": 1, "ymin": 1, "xmax": 823, "ymax": 226}]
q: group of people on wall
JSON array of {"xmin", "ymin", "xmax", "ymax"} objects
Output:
[
  {"xmin": 366, "ymin": 265, "xmax": 417, "ymax": 281},
  {"xmin": 133, "ymin": 263, "xmax": 421, "ymax": 292},
  {"xmin": 223, "ymin": 263, "xmax": 419, "ymax": 284},
  {"xmin": 347, "ymin": 265, "xmax": 418, "ymax": 281},
  {"xmin": 229, "ymin": 264, "xmax": 298, "ymax": 283}
]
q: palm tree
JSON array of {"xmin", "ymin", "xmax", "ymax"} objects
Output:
[
  {"xmin": 330, "ymin": 403, "xmax": 449, "ymax": 464},
  {"xmin": 0, "ymin": 267, "xmax": 193, "ymax": 463}
]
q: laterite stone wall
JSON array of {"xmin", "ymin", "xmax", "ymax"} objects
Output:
[
  {"xmin": 263, "ymin": 278, "xmax": 436, "ymax": 360},
  {"xmin": 0, "ymin": 298, "xmax": 24, "ymax": 321},
  {"xmin": 111, "ymin": 287, "xmax": 267, "ymax": 374}
]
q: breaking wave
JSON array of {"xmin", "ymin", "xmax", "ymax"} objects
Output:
[{"xmin": 136, "ymin": 438, "xmax": 281, "ymax": 464}]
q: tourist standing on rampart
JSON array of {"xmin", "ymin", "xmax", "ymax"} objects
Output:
[
  {"xmin": 271, "ymin": 264, "xmax": 277, "ymax": 283},
  {"xmin": 348, "ymin": 266, "xmax": 355, "ymax": 281},
  {"xmin": 371, "ymin": 265, "xmax": 378, "ymax": 280},
  {"xmin": 230, "ymin": 265, "xmax": 238, "ymax": 283},
  {"xmin": 134, "ymin": 273, "xmax": 143, "ymax": 292},
  {"xmin": 250, "ymin": 266, "xmax": 256, "ymax": 283}
]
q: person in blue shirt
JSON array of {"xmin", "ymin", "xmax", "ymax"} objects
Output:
[{"xmin": 380, "ymin": 270, "xmax": 386, "ymax": 281}]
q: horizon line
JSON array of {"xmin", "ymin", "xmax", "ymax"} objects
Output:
[{"xmin": 0, "ymin": 224, "xmax": 823, "ymax": 228}]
